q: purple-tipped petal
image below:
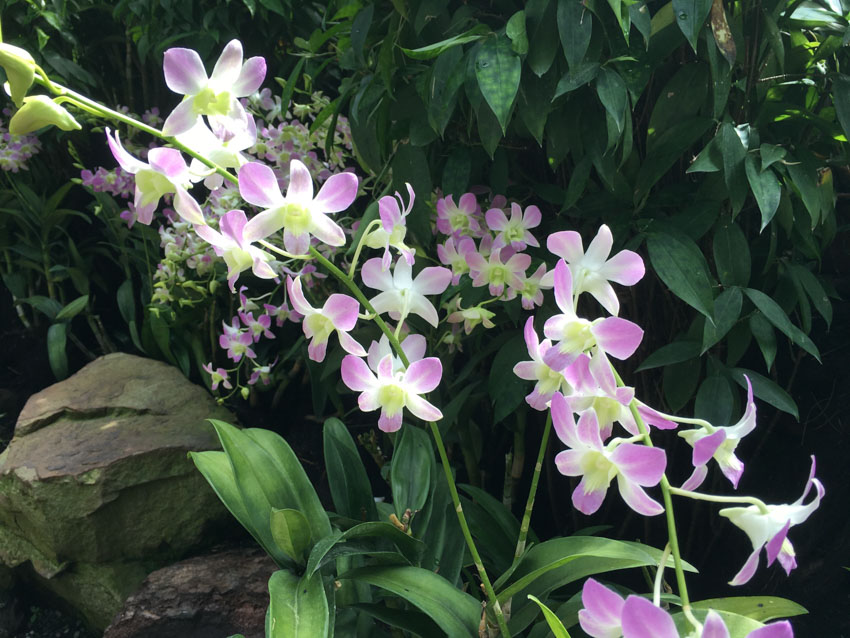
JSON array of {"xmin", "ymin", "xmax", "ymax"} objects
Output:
[
  {"xmin": 162, "ymin": 98, "xmax": 200, "ymax": 137},
  {"xmin": 210, "ymin": 40, "xmax": 244, "ymax": 87},
  {"xmin": 233, "ymin": 56, "xmax": 267, "ymax": 96},
  {"xmin": 362, "ymin": 257, "xmax": 395, "ymax": 291},
  {"xmin": 693, "ymin": 429, "xmax": 727, "ymax": 467},
  {"xmin": 314, "ymin": 171, "xmax": 359, "ymax": 213},
  {"xmin": 583, "ymin": 279, "xmax": 621, "ymax": 316},
  {"xmin": 572, "ymin": 477, "xmax": 608, "ymax": 515},
  {"xmin": 617, "ymin": 476, "xmax": 665, "ymax": 516},
  {"xmin": 621, "ymin": 596, "xmax": 677, "ymax": 638},
  {"xmin": 702, "ymin": 610, "xmax": 732, "ymax": 638},
  {"xmin": 405, "ymin": 393, "xmax": 442, "ymax": 422},
  {"xmin": 593, "ymin": 317, "xmax": 643, "ymax": 360},
  {"xmin": 163, "ymin": 48, "xmax": 207, "ymax": 95},
  {"xmin": 402, "ymin": 334, "xmax": 426, "ymax": 362},
  {"xmin": 194, "ymin": 223, "xmax": 226, "ymax": 249},
  {"xmin": 730, "ymin": 548, "xmax": 761, "ymax": 586},
  {"xmin": 105, "ymin": 129, "xmax": 147, "ymax": 174},
  {"xmin": 485, "ymin": 207, "xmax": 508, "ymax": 231},
  {"xmin": 239, "ymin": 161, "xmax": 283, "ymax": 208},
  {"xmin": 547, "ymin": 230, "xmax": 584, "ymax": 262},
  {"xmin": 579, "ymin": 578, "xmax": 624, "ymax": 638},
  {"xmin": 551, "ymin": 392, "xmax": 580, "ymax": 448},
  {"xmin": 287, "ymin": 276, "xmax": 314, "ymax": 316},
  {"xmin": 243, "ymin": 207, "xmax": 284, "ymax": 242},
  {"xmin": 148, "ymin": 147, "xmax": 188, "ymax": 179},
  {"xmin": 600, "ymin": 249, "xmax": 645, "ymax": 286},
  {"xmin": 219, "ymin": 209, "xmax": 248, "ymax": 243},
  {"xmin": 286, "ymin": 159, "xmax": 314, "ymax": 204},
  {"xmin": 404, "ymin": 358, "xmax": 442, "ymax": 394},
  {"xmin": 310, "ymin": 211, "xmax": 347, "ymax": 247},
  {"xmin": 765, "ymin": 520, "xmax": 792, "ymax": 568},
  {"xmin": 173, "ymin": 187, "xmax": 206, "ymax": 225},
  {"xmin": 583, "ymin": 225, "xmax": 614, "ymax": 269},
  {"xmin": 323, "ymin": 294, "xmax": 360, "ymax": 331},
  {"xmin": 407, "ymin": 294, "xmax": 441, "ymax": 328},
  {"xmin": 553, "ymin": 260, "xmax": 575, "ymax": 313},
  {"xmin": 681, "ymin": 464, "xmax": 708, "ymax": 491},
  {"xmin": 611, "ymin": 444, "xmax": 666, "ymax": 486},
  {"xmin": 747, "ymin": 621, "xmax": 794, "ymax": 638},
  {"xmin": 414, "ymin": 266, "xmax": 452, "ymax": 295},
  {"xmin": 251, "ymin": 256, "xmax": 276, "ymax": 279},
  {"xmin": 341, "ymin": 355, "xmax": 375, "ymax": 392},
  {"xmin": 379, "ymin": 410, "xmax": 403, "ymax": 432},
  {"xmin": 554, "ymin": 449, "xmax": 585, "ymax": 476}
]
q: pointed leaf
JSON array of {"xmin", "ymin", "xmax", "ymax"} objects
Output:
[
  {"xmin": 703, "ymin": 287, "xmax": 742, "ymax": 351},
  {"xmin": 268, "ymin": 571, "xmax": 330, "ymax": 638},
  {"xmin": 595, "ymin": 67, "xmax": 627, "ymax": 133},
  {"xmin": 270, "ymin": 508, "xmax": 312, "ymax": 563},
  {"xmin": 400, "ymin": 25, "xmax": 488, "ymax": 59},
  {"xmin": 637, "ymin": 339, "xmax": 701, "ymax": 372},
  {"xmin": 749, "ymin": 312, "xmax": 777, "ymax": 370},
  {"xmin": 324, "ymin": 418, "xmax": 377, "ymax": 521},
  {"xmin": 47, "ymin": 322, "xmax": 68, "ymax": 380},
  {"xmin": 391, "ymin": 426, "xmax": 432, "ymax": 521},
  {"xmin": 691, "ymin": 596, "xmax": 808, "ymax": 622},
  {"xmin": 558, "ymin": 0, "xmax": 592, "ymax": 69},
  {"xmin": 54, "ymin": 294, "xmax": 89, "ymax": 322},
  {"xmin": 713, "ymin": 221, "xmax": 750, "ymax": 287},
  {"xmin": 673, "ymin": 0, "xmax": 713, "ymax": 51},
  {"xmin": 527, "ymin": 0, "xmax": 560, "ymax": 76},
  {"xmin": 694, "ymin": 375, "xmax": 734, "ymax": 425},
  {"xmin": 528, "ymin": 595, "xmax": 573, "ymax": 638},
  {"xmin": 745, "ymin": 156, "xmax": 781, "ymax": 231},
  {"xmin": 832, "ymin": 74, "xmax": 850, "ymax": 141},
  {"xmin": 475, "ymin": 35, "xmax": 522, "ymax": 134},
  {"xmin": 719, "ymin": 122, "xmax": 748, "ymax": 215},
  {"xmin": 507, "ymin": 11, "xmax": 529, "ymax": 55},
  {"xmin": 647, "ymin": 231, "xmax": 715, "ymax": 320},
  {"xmin": 787, "ymin": 264, "xmax": 832, "ymax": 327},
  {"xmin": 731, "ymin": 368, "xmax": 798, "ymax": 419},
  {"xmin": 743, "ymin": 288, "xmax": 820, "ymax": 361}
]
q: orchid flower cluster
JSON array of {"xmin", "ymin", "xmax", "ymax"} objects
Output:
[
  {"xmin": 0, "ymin": 107, "xmax": 41, "ymax": 172},
  {"xmin": 0, "ymin": 36, "xmax": 824, "ymax": 637}
]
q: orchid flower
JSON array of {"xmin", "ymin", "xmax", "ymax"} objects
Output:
[
  {"xmin": 361, "ymin": 257, "xmax": 451, "ymax": 327},
  {"xmin": 287, "ymin": 276, "xmax": 366, "ymax": 362},
  {"xmin": 543, "ymin": 260, "xmax": 644, "ymax": 371},
  {"xmin": 679, "ymin": 376, "xmax": 757, "ymax": 491},
  {"xmin": 485, "ymin": 202, "xmax": 541, "ymax": 250},
  {"xmin": 367, "ymin": 333, "xmax": 426, "ymax": 375},
  {"xmin": 176, "ymin": 116, "xmax": 258, "ymax": 189},
  {"xmin": 248, "ymin": 359, "xmax": 276, "ymax": 386},
  {"xmin": 437, "ymin": 236, "xmax": 477, "ymax": 285},
  {"xmin": 364, "ymin": 184, "xmax": 416, "ymax": 269},
  {"xmin": 552, "ymin": 393, "xmax": 666, "ymax": 516},
  {"xmin": 106, "ymin": 128, "xmax": 204, "ymax": 225},
  {"xmin": 446, "ymin": 297, "xmax": 496, "ymax": 335},
  {"xmin": 162, "ymin": 39, "xmax": 266, "ymax": 136},
  {"xmin": 546, "ymin": 224, "xmax": 645, "ymax": 316},
  {"xmin": 435, "ymin": 193, "xmax": 481, "ymax": 237},
  {"xmin": 517, "ymin": 263, "xmax": 550, "ymax": 310},
  {"xmin": 240, "ymin": 160, "xmax": 358, "ymax": 254},
  {"xmin": 703, "ymin": 610, "xmax": 794, "ymax": 638},
  {"xmin": 238, "ymin": 310, "xmax": 275, "ymax": 342},
  {"xmin": 467, "ymin": 245, "xmax": 531, "ymax": 297},
  {"xmin": 193, "ymin": 209, "xmax": 276, "ymax": 291},
  {"xmin": 219, "ymin": 319, "xmax": 256, "ymax": 362},
  {"xmin": 341, "ymin": 353, "xmax": 442, "ymax": 432},
  {"xmin": 719, "ymin": 456, "xmax": 824, "ymax": 585},
  {"xmin": 202, "ymin": 363, "xmax": 232, "ymax": 391},
  {"xmin": 513, "ymin": 317, "xmax": 574, "ymax": 411}
]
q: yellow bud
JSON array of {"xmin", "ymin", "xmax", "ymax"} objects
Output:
[
  {"xmin": 0, "ymin": 43, "xmax": 36, "ymax": 107},
  {"xmin": 9, "ymin": 95, "xmax": 81, "ymax": 135}
]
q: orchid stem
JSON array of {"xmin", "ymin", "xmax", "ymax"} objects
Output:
[
  {"xmin": 669, "ymin": 486, "xmax": 770, "ymax": 515},
  {"xmin": 348, "ymin": 218, "xmax": 382, "ymax": 279},
  {"xmin": 513, "ymin": 411, "xmax": 552, "ymax": 562}
]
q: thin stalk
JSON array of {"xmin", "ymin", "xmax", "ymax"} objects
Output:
[
  {"xmin": 513, "ymin": 411, "xmax": 552, "ymax": 562},
  {"xmin": 668, "ymin": 486, "xmax": 770, "ymax": 514}
]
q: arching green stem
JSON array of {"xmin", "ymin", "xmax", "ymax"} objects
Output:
[{"xmin": 513, "ymin": 411, "xmax": 552, "ymax": 562}]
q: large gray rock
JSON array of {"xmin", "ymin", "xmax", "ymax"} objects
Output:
[
  {"xmin": 0, "ymin": 353, "xmax": 237, "ymax": 629},
  {"xmin": 103, "ymin": 547, "xmax": 274, "ymax": 638}
]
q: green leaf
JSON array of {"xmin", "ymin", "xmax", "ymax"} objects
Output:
[
  {"xmin": 692, "ymin": 596, "xmax": 808, "ymax": 622},
  {"xmin": 785, "ymin": 155, "xmax": 822, "ymax": 227},
  {"xmin": 557, "ymin": 0, "xmax": 592, "ymax": 69},
  {"xmin": 400, "ymin": 25, "xmax": 489, "ymax": 59},
  {"xmin": 759, "ymin": 143, "xmax": 786, "ymax": 171},
  {"xmin": 428, "ymin": 47, "xmax": 466, "ymax": 136},
  {"xmin": 47, "ymin": 322, "xmax": 68, "ymax": 380},
  {"xmin": 553, "ymin": 63, "xmax": 600, "ymax": 98},
  {"xmin": 488, "ymin": 332, "xmax": 529, "ymax": 423},
  {"xmin": 673, "ymin": 609, "xmax": 763, "ymax": 636},
  {"xmin": 744, "ymin": 156, "xmax": 781, "ymax": 231},
  {"xmin": 749, "ymin": 311, "xmax": 777, "ymax": 370},
  {"xmin": 391, "ymin": 426, "xmax": 432, "ymax": 521},
  {"xmin": 340, "ymin": 566, "xmax": 480, "ymax": 637},
  {"xmin": 719, "ymin": 123, "xmax": 749, "ymax": 215},
  {"xmin": 270, "ymin": 508, "xmax": 312, "ymax": 564},
  {"xmin": 392, "ymin": 144, "xmax": 433, "ymax": 246},
  {"xmin": 324, "ymin": 418, "xmax": 377, "ymax": 521},
  {"xmin": 663, "ymin": 356, "xmax": 701, "ymax": 412},
  {"xmin": 442, "ymin": 146, "xmax": 471, "ymax": 197},
  {"xmin": 595, "ymin": 67, "xmax": 627, "ymax": 134},
  {"xmin": 527, "ymin": 0, "xmax": 560, "ymax": 76},
  {"xmin": 743, "ymin": 288, "xmax": 820, "ymax": 362},
  {"xmin": 635, "ymin": 117, "xmax": 713, "ymax": 200},
  {"xmin": 506, "ymin": 11, "xmax": 529, "ymax": 55},
  {"xmin": 713, "ymin": 222, "xmax": 750, "ymax": 287},
  {"xmin": 350, "ymin": 4, "xmax": 374, "ymax": 67},
  {"xmin": 787, "ymin": 264, "xmax": 832, "ymax": 327},
  {"xmin": 268, "ymin": 571, "xmax": 330, "ymax": 638},
  {"xmin": 21, "ymin": 295, "xmax": 62, "ymax": 321},
  {"xmin": 731, "ymin": 368, "xmax": 798, "ymax": 419},
  {"xmin": 673, "ymin": 0, "xmax": 713, "ymax": 51},
  {"xmin": 647, "ymin": 63, "xmax": 709, "ymax": 153},
  {"xmin": 280, "ymin": 57, "xmax": 306, "ymax": 115},
  {"xmin": 476, "ymin": 35, "xmax": 522, "ymax": 134},
  {"xmin": 528, "ymin": 595, "xmax": 572, "ymax": 638},
  {"xmin": 54, "ymin": 294, "xmax": 89, "ymax": 322},
  {"xmin": 703, "ymin": 287, "xmax": 742, "ymax": 351},
  {"xmin": 832, "ymin": 74, "xmax": 850, "ymax": 141},
  {"xmin": 637, "ymin": 339, "xmax": 701, "ymax": 372},
  {"xmin": 647, "ymin": 231, "xmax": 715, "ymax": 321},
  {"xmin": 694, "ymin": 376, "xmax": 734, "ymax": 425}
]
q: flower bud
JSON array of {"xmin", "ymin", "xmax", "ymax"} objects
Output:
[
  {"xmin": 0, "ymin": 43, "xmax": 36, "ymax": 107},
  {"xmin": 9, "ymin": 95, "xmax": 81, "ymax": 135}
]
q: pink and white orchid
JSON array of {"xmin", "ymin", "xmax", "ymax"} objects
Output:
[
  {"xmin": 435, "ymin": 193, "xmax": 481, "ymax": 237},
  {"xmin": 219, "ymin": 319, "xmax": 256, "ymax": 362},
  {"xmin": 547, "ymin": 224, "xmax": 645, "ymax": 316},
  {"xmin": 287, "ymin": 276, "xmax": 366, "ymax": 362},
  {"xmin": 361, "ymin": 257, "xmax": 451, "ymax": 327},
  {"xmin": 513, "ymin": 317, "xmax": 574, "ymax": 411},
  {"xmin": 679, "ymin": 376, "xmax": 757, "ymax": 491},
  {"xmin": 552, "ymin": 393, "xmax": 666, "ymax": 516},
  {"xmin": 364, "ymin": 184, "xmax": 416, "ymax": 270},
  {"xmin": 437, "ymin": 236, "xmax": 477, "ymax": 285},
  {"xmin": 719, "ymin": 456, "xmax": 824, "ymax": 586},
  {"xmin": 162, "ymin": 39, "xmax": 266, "ymax": 137},
  {"xmin": 467, "ymin": 245, "xmax": 531, "ymax": 298},
  {"xmin": 193, "ymin": 209, "xmax": 276, "ymax": 291},
  {"xmin": 485, "ymin": 202, "xmax": 541, "ymax": 250},
  {"xmin": 367, "ymin": 333, "xmax": 426, "ymax": 374},
  {"xmin": 240, "ymin": 160, "xmax": 358, "ymax": 254},
  {"xmin": 106, "ymin": 128, "xmax": 203, "ymax": 225},
  {"xmin": 516, "ymin": 263, "xmax": 551, "ymax": 310},
  {"xmin": 341, "ymin": 353, "xmax": 443, "ymax": 432},
  {"xmin": 543, "ymin": 260, "xmax": 644, "ymax": 371}
]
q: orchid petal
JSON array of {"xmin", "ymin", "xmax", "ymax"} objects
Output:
[
  {"xmin": 593, "ymin": 317, "xmax": 643, "ymax": 360},
  {"xmin": 210, "ymin": 40, "xmax": 243, "ymax": 87},
  {"xmin": 547, "ymin": 230, "xmax": 584, "ymax": 263},
  {"xmin": 239, "ymin": 161, "xmax": 283, "ymax": 208},
  {"xmin": 162, "ymin": 98, "xmax": 200, "ymax": 137},
  {"xmin": 621, "ymin": 596, "xmax": 677, "ymax": 638},
  {"xmin": 286, "ymin": 159, "xmax": 314, "ymax": 204},
  {"xmin": 611, "ymin": 444, "xmax": 666, "ymax": 486},
  {"xmin": 323, "ymin": 294, "xmax": 360, "ymax": 331},
  {"xmin": 405, "ymin": 394, "xmax": 442, "ymax": 422},
  {"xmin": 404, "ymin": 358, "xmax": 442, "ymax": 394},
  {"xmin": 232, "ymin": 56, "xmax": 267, "ymax": 95},
  {"xmin": 617, "ymin": 477, "xmax": 665, "ymax": 516},
  {"xmin": 314, "ymin": 170, "xmax": 359, "ymax": 213},
  {"xmin": 163, "ymin": 48, "xmax": 207, "ymax": 95}
]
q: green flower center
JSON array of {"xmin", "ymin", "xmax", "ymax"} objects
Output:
[{"xmin": 377, "ymin": 383, "xmax": 406, "ymax": 415}]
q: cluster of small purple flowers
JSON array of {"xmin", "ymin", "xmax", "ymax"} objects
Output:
[{"xmin": 0, "ymin": 109, "xmax": 41, "ymax": 172}]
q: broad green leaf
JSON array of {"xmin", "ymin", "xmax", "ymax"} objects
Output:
[
  {"xmin": 692, "ymin": 596, "xmax": 808, "ymax": 622},
  {"xmin": 731, "ymin": 368, "xmax": 798, "ymax": 419},
  {"xmin": 270, "ymin": 508, "xmax": 312, "ymax": 564},
  {"xmin": 703, "ymin": 287, "xmax": 742, "ymax": 351},
  {"xmin": 787, "ymin": 264, "xmax": 832, "ymax": 327},
  {"xmin": 353, "ymin": 602, "xmax": 443, "ymax": 636},
  {"xmin": 673, "ymin": 0, "xmax": 713, "ymax": 51},
  {"xmin": 475, "ymin": 35, "xmax": 522, "ymax": 134},
  {"xmin": 528, "ymin": 595, "xmax": 572, "ymax": 638},
  {"xmin": 268, "ymin": 571, "xmax": 330, "ymax": 638},
  {"xmin": 442, "ymin": 146, "xmax": 471, "ymax": 197},
  {"xmin": 22, "ymin": 295, "xmax": 62, "ymax": 321},
  {"xmin": 54, "ymin": 294, "xmax": 88, "ymax": 322},
  {"xmin": 553, "ymin": 63, "xmax": 600, "ymax": 98},
  {"xmin": 488, "ymin": 332, "xmax": 529, "ymax": 423},
  {"xmin": 506, "ymin": 11, "xmax": 529, "ymax": 55},
  {"xmin": 647, "ymin": 63, "xmax": 709, "ymax": 152},
  {"xmin": 785, "ymin": 155, "xmax": 822, "ymax": 227},
  {"xmin": 307, "ymin": 522, "xmax": 425, "ymax": 577},
  {"xmin": 760, "ymin": 143, "xmax": 786, "ymax": 171},
  {"xmin": 713, "ymin": 222, "xmax": 750, "ymax": 287},
  {"xmin": 400, "ymin": 25, "xmax": 488, "ymax": 59},
  {"xmin": 687, "ymin": 136, "xmax": 722, "ymax": 173},
  {"xmin": 595, "ymin": 67, "xmax": 627, "ymax": 133},
  {"xmin": 323, "ymin": 418, "xmax": 377, "ymax": 521},
  {"xmin": 428, "ymin": 47, "xmax": 466, "ymax": 136},
  {"xmin": 280, "ymin": 57, "xmax": 305, "ymax": 115},
  {"xmin": 744, "ymin": 156, "xmax": 781, "ymax": 231},
  {"xmin": 749, "ymin": 312, "xmax": 777, "ymax": 370},
  {"xmin": 663, "ymin": 356, "xmax": 701, "ymax": 412},
  {"xmin": 719, "ymin": 122, "xmax": 748, "ymax": 215},
  {"xmin": 350, "ymin": 4, "xmax": 374, "ymax": 67},
  {"xmin": 557, "ymin": 0, "xmax": 592, "ymax": 69},
  {"xmin": 629, "ymin": 1, "xmax": 652, "ymax": 46},
  {"xmin": 392, "ymin": 144, "xmax": 432, "ymax": 246},
  {"xmin": 47, "ymin": 322, "xmax": 68, "ymax": 380},
  {"xmin": 340, "ymin": 566, "xmax": 480, "ymax": 637},
  {"xmin": 519, "ymin": 70, "xmax": 556, "ymax": 145},
  {"xmin": 832, "ymin": 74, "xmax": 850, "ymax": 141},
  {"xmin": 635, "ymin": 117, "xmax": 713, "ymax": 200},
  {"xmin": 694, "ymin": 375, "xmax": 734, "ymax": 425},
  {"xmin": 705, "ymin": 18, "xmax": 731, "ymax": 116},
  {"xmin": 647, "ymin": 231, "xmax": 715, "ymax": 320},
  {"xmin": 637, "ymin": 339, "xmax": 701, "ymax": 371},
  {"xmin": 527, "ymin": 0, "xmax": 560, "ymax": 76},
  {"xmin": 391, "ymin": 426, "xmax": 432, "ymax": 521},
  {"xmin": 673, "ymin": 609, "xmax": 763, "ymax": 635},
  {"xmin": 743, "ymin": 288, "xmax": 820, "ymax": 361}
]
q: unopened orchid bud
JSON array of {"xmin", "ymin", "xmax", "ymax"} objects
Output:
[
  {"xmin": 0, "ymin": 43, "xmax": 36, "ymax": 107},
  {"xmin": 9, "ymin": 95, "xmax": 81, "ymax": 135}
]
